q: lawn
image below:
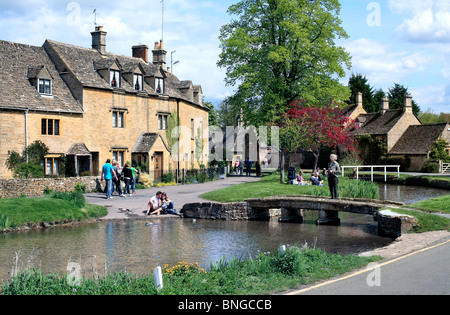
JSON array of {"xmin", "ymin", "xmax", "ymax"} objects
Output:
[
  {"xmin": 0, "ymin": 191, "xmax": 107, "ymax": 229},
  {"xmin": 200, "ymin": 173, "xmax": 379, "ymax": 202},
  {"xmin": 406, "ymin": 195, "xmax": 450, "ymax": 214}
]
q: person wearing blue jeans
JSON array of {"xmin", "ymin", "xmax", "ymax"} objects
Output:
[{"xmin": 101, "ymin": 159, "xmax": 117, "ymax": 199}]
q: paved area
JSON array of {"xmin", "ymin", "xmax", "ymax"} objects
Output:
[
  {"xmin": 85, "ymin": 176, "xmax": 261, "ymax": 220},
  {"xmin": 286, "ymin": 235, "xmax": 450, "ymax": 295}
]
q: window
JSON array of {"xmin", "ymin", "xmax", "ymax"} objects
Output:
[
  {"xmin": 41, "ymin": 119, "xmax": 60, "ymax": 136},
  {"xmin": 133, "ymin": 74, "xmax": 143, "ymax": 91},
  {"xmin": 112, "ymin": 151, "xmax": 125, "ymax": 167},
  {"xmin": 44, "ymin": 157, "xmax": 60, "ymax": 176},
  {"xmin": 158, "ymin": 115, "xmax": 168, "ymax": 130},
  {"xmin": 38, "ymin": 79, "xmax": 51, "ymax": 95},
  {"xmin": 191, "ymin": 119, "xmax": 195, "ymax": 140},
  {"xmin": 155, "ymin": 77, "xmax": 164, "ymax": 94},
  {"xmin": 112, "ymin": 111, "xmax": 125, "ymax": 128},
  {"xmin": 110, "ymin": 70, "xmax": 121, "ymax": 88}
]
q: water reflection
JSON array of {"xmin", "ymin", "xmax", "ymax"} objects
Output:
[{"xmin": 377, "ymin": 183, "xmax": 449, "ymax": 205}]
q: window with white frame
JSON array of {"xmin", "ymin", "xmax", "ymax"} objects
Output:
[
  {"xmin": 133, "ymin": 74, "xmax": 144, "ymax": 91},
  {"xmin": 112, "ymin": 151, "xmax": 125, "ymax": 167},
  {"xmin": 112, "ymin": 111, "xmax": 125, "ymax": 128},
  {"xmin": 38, "ymin": 79, "xmax": 52, "ymax": 95},
  {"xmin": 110, "ymin": 70, "xmax": 121, "ymax": 88},
  {"xmin": 158, "ymin": 114, "xmax": 168, "ymax": 130},
  {"xmin": 155, "ymin": 77, "xmax": 164, "ymax": 94}
]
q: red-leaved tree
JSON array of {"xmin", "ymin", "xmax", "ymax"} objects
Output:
[{"xmin": 278, "ymin": 99, "xmax": 357, "ymax": 181}]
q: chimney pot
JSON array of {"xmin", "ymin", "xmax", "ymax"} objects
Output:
[
  {"xmin": 381, "ymin": 98, "xmax": 389, "ymax": 114},
  {"xmin": 356, "ymin": 92, "xmax": 363, "ymax": 107},
  {"xmin": 152, "ymin": 40, "xmax": 167, "ymax": 70},
  {"xmin": 132, "ymin": 44, "xmax": 149, "ymax": 63},
  {"xmin": 91, "ymin": 26, "xmax": 107, "ymax": 54},
  {"xmin": 404, "ymin": 95, "xmax": 413, "ymax": 113}
]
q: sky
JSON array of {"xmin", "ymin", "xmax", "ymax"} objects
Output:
[{"xmin": 0, "ymin": 0, "xmax": 449, "ymax": 114}]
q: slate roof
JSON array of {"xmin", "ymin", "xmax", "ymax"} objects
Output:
[
  {"xmin": 0, "ymin": 40, "xmax": 83, "ymax": 113},
  {"xmin": 43, "ymin": 40, "xmax": 207, "ymax": 110},
  {"xmin": 352, "ymin": 109, "xmax": 404, "ymax": 136},
  {"xmin": 133, "ymin": 133, "xmax": 170, "ymax": 154},
  {"xmin": 389, "ymin": 123, "xmax": 449, "ymax": 155}
]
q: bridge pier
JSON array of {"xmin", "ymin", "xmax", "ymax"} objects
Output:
[
  {"xmin": 278, "ymin": 208, "xmax": 303, "ymax": 223},
  {"xmin": 316, "ymin": 210, "xmax": 341, "ymax": 226}
]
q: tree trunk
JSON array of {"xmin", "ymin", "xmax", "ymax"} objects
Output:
[{"xmin": 280, "ymin": 149, "xmax": 285, "ymax": 183}]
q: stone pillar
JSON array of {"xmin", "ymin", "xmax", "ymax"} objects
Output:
[
  {"xmin": 316, "ymin": 210, "xmax": 340, "ymax": 226},
  {"xmin": 278, "ymin": 208, "xmax": 303, "ymax": 223}
]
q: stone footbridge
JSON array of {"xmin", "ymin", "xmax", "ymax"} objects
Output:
[{"xmin": 182, "ymin": 195, "xmax": 419, "ymax": 238}]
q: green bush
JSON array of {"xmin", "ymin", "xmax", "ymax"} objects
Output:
[
  {"xmin": 13, "ymin": 162, "xmax": 45, "ymax": 179},
  {"xmin": 421, "ymin": 161, "xmax": 440, "ymax": 173}
]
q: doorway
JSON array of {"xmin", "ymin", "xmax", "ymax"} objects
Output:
[{"xmin": 154, "ymin": 152, "xmax": 163, "ymax": 181}]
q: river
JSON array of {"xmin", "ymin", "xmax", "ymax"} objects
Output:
[{"xmin": 0, "ymin": 184, "xmax": 448, "ymax": 281}]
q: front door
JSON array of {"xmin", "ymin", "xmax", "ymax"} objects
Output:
[{"xmin": 154, "ymin": 152, "xmax": 163, "ymax": 181}]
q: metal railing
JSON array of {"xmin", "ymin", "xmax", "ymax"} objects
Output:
[{"xmin": 341, "ymin": 165, "xmax": 400, "ymax": 182}]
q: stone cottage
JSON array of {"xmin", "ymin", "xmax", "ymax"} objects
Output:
[
  {"xmin": 0, "ymin": 26, "xmax": 209, "ymax": 180},
  {"xmin": 343, "ymin": 93, "xmax": 450, "ymax": 171}
]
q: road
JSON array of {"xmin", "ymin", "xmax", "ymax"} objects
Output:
[{"xmin": 286, "ymin": 237, "xmax": 450, "ymax": 295}]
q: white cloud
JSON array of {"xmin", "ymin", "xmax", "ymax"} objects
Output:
[
  {"xmin": 389, "ymin": 0, "xmax": 450, "ymax": 43},
  {"xmin": 344, "ymin": 38, "xmax": 434, "ymax": 86}
]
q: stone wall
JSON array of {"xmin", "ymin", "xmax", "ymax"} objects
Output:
[
  {"xmin": 0, "ymin": 176, "xmax": 102, "ymax": 198},
  {"xmin": 377, "ymin": 209, "xmax": 419, "ymax": 238}
]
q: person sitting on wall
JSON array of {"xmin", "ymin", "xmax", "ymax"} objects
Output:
[
  {"xmin": 146, "ymin": 191, "xmax": 162, "ymax": 215},
  {"xmin": 160, "ymin": 193, "xmax": 183, "ymax": 217}
]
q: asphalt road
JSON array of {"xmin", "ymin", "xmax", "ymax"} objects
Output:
[{"xmin": 287, "ymin": 237, "xmax": 450, "ymax": 295}]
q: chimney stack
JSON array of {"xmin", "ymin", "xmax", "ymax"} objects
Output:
[
  {"xmin": 91, "ymin": 26, "xmax": 107, "ymax": 54},
  {"xmin": 404, "ymin": 95, "xmax": 413, "ymax": 114},
  {"xmin": 132, "ymin": 44, "xmax": 149, "ymax": 63},
  {"xmin": 356, "ymin": 92, "xmax": 363, "ymax": 108},
  {"xmin": 381, "ymin": 98, "xmax": 389, "ymax": 115},
  {"xmin": 152, "ymin": 40, "xmax": 167, "ymax": 70}
]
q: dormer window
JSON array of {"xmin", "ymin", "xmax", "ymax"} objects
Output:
[
  {"xmin": 155, "ymin": 77, "xmax": 164, "ymax": 94},
  {"xmin": 110, "ymin": 70, "xmax": 120, "ymax": 88},
  {"xmin": 38, "ymin": 79, "xmax": 52, "ymax": 95},
  {"xmin": 133, "ymin": 74, "xmax": 143, "ymax": 91}
]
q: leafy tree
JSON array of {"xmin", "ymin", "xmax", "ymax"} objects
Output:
[
  {"xmin": 218, "ymin": 0, "xmax": 351, "ymax": 126},
  {"xmin": 372, "ymin": 88, "xmax": 385, "ymax": 112},
  {"xmin": 278, "ymin": 99, "xmax": 357, "ymax": 181},
  {"xmin": 6, "ymin": 140, "xmax": 49, "ymax": 178},
  {"xmin": 429, "ymin": 139, "xmax": 450, "ymax": 163},
  {"xmin": 387, "ymin": 83, "xmax": 420, "ymax": 116},
  {"xmin": 203, "ymin": 99, "xmax": 219, "ymax": 127}
]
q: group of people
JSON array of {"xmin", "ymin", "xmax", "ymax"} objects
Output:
[
  {"xmin": 293, "ymin": 154, "xmax": 340, "ymax": 199},
  {"xmin": 146, "ymin": 191, "xmax": 183, "ymax": 217},
  {"xmin": 234, "ymin": 158, "xmax": 262, "ymax": 176},
  {"xmin": 101, "ymin": 159, "xmax": 139, "ymax": 199}
]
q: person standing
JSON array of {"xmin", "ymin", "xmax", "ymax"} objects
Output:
[
  {"xmin": 101, "ymin": 159, "xmax": 117, "ymax": 199},
  {"xmin": 122, "ymin": 163, "xmax": 133, "ymax": 196},
  {"xmin": 326, "ymin": 154, "xmax": 340, "ymax": 199},
  {"xmin": 113, "ymin": 161, "xmax": 125, "ymax": 197}
]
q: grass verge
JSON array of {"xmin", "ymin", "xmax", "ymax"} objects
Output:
[
  {"xmin": 406, "ymin": 195, "xmax": 450, "ymax": 214},
  {"xmin": 200, "ymin": 173, "xmax": 379, "ymax": 203},
  {"xmin": 0, "ymin": 246, "xmax": 381, "ymax": 295},
  {"xmin": 0, "ymin": 191, "xmax": 107, "ymax": 229}
]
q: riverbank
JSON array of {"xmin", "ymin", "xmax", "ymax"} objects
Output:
[
  {"xmin": 0, "ymin": 245, "xmax": 382, "ymax": 295},
  {"xmin": 0, "ymin": 191, "xmax": 107, "ymax": 233}
]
